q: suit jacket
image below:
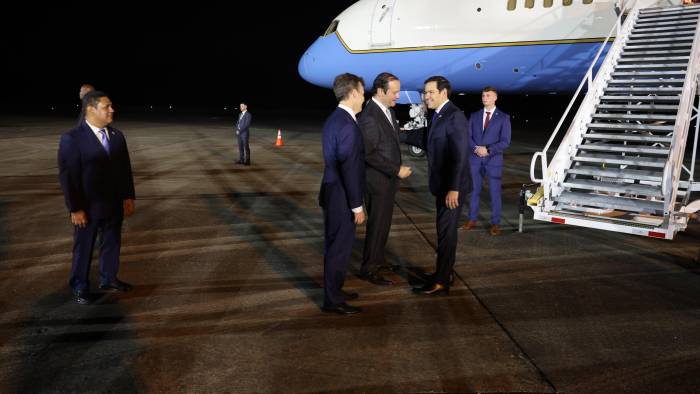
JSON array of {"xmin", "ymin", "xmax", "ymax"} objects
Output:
[
  {"xmin": 318, "ymin": 107, "xmax": 365, "ymax": 211},
  {"xmin": 58, "ymin": 122, "xmax": 135, "ymax": 220},
  {"xmin": 404, "ymin": 101, "xmax": 471, "ymax": 196},
  {"xmin": 357, "ymin": 99, "xmax": 401, "ymax": 195},
  {"xmin": 237, "ymin": 111, "xmax": 252, "ymax": 135},
  {"xmin": 468, "ymin": 108, "xmax": 511, "ymax": 167}
]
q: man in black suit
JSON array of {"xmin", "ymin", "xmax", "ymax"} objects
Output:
[
  {"xmin": 358, "ymin": 72, "xmax": 412, "ymax": 285},
  {"xmin": 58, "ymin": 91, "xmax": 136, "ymax": 304},
  {"xmin": 319, "ymin": 73, "xmax": 367, "ymax": 315},
  {"xmin": 236, "ymin": 102, "xmax": 252, "ymax": 165},
  {"xmin": 403, "ymin": 76, "xmax": 471, "ymax": 295}
]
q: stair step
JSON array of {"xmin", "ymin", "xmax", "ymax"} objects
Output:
[
  {"xmin": 621, "ymin": 50, "xmax": 691, "ymax": 57},
  {"xmin": 633, "ymin": 25, "xmax": 696, "ymax": 34},
  {"xmin": 625, "ymin": 43, "xmax": 692, "ymax": 50},
  {"xmin": 573, "ymin": 153, "xmax": 666, "ymax": 168},
  {"xmin": 639, "ymin": 7, "xmax": 700, "ymax": 16},
  {"xmin": 608, "ymin": 78, "xmax": 686, "ymax": 85},
  {"xmin": 555, "ymin": 191, "xmax": 664, "ymax": 214},
  {"xmin": 605, "ymin": 87, "xmax": 682, "ymax": 93},
  {"xmin": 577, "ymin": 144, "xmax": 670, "ymax": 155},
  {"xmin": 629, "ymin": 31, "xmax": 695, "ymax": 39},
  {"xmin": 567, "ymin": 166, "xmax": 663, "ymax": 182},
  {"xmin": 634, "ymin": 19, "xmax": 699, "ymax": 29},
  {"xmin": 596, "ymin": 104, "xmax": 679, "ymax": 112},
  {"xmin": 562, "ymin": 179, "xmax": 663, "ymax": 198},
  {"xmin": 590, "ymin": 113, "xmax": 676, "ymax": 121},
  {"xmin": 615, "ymin": 63, "xmax": 688, "ymax": 69},
  {"xmin": 627, "ymin": 37, "xmax": 694, "ymax": 44},
  {"xmin": 599, "ymin": 95, "xmax": 680, "ymax": 102},
  {"xmin": 587, "ymin": 123, "xmax": 675, "ymax": 132},
  {"xmin": 583, "ymin": 133, "xmax": 672, "ymax": 143},
  {"xmin": 629, "ymin": 29, "xmax": 695, "ymax": 40},
  {"xmin": 634, "ymin": 14, "xmax": 698, "ymax": 23},
  {"xmin": 618, "ymin": 56, "xmax": 690, "ymax": 63},
  {"xmin": 611, "ymin": 71, "xmax": 686, "ymax": 77}
]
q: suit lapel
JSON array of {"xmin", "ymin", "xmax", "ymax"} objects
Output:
[{"xmin": 81, "ymin": 123, "xmax": 110, "ymax": 159}]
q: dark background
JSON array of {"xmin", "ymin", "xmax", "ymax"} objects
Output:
[{"xmin": 0, "ymin": 2, "xmax": 569, "ymax": 128}]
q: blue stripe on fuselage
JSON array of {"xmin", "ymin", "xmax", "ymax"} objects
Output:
[{"xmin": 299, "ymin": 33, "xmax": 610, "ymax": 96}]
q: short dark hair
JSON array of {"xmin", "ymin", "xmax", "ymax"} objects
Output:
[
  {"xmin": 240, "ymin": 102, "xmax": 247, "ymax": 106},
  {"xmin": 371, "ymin": 72, "xmax": 399, "ymax": 96},
  {"xmin": 333, "ymin": 73, "xmax": 364, "ymax": 102},
  {"xmin": 83, "ymin": 90, "xmax": 109, "ymax": 109},
  {"xmin": 424, "ymin": 76, "xmax": 451, "ymax": 97},
  {"xmin": 482, "ymin": 86, "xmax": 498, "ymax": 94}
]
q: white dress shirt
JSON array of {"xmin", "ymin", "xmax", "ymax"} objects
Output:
[
  {"xmin": 85, "ymin": 120, "xmax": 109, "ymax": 141},
  {"xmin": 435, "ymin": 99, "xmax": 450, "ymax": 115},
  {"xmin": 336, "ymin": 104, "xmax": 362, "ymax": 213},
  {"xmin": 482, "ymin": 106, "xmax": 496, "ymax": 129},
  {"xmin": 372, "ymin": 97, "xmax": 393, "ymax": 126}
]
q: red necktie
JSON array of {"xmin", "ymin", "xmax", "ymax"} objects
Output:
[{"xmin": 483, "ymin": 111, "xmax": 492, "ymax": 132}]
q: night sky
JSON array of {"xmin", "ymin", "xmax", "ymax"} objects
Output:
[{"xmin": 1, "ymin": 2, "xmax": 357, "ymax": 114}]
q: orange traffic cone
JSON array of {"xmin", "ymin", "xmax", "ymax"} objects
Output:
[{"xmin": 275, "ymin": 129, "xmax": 284, "ymax": 147}]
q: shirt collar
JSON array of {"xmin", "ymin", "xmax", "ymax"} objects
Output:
[
  {"xmin": 338, "ymin": 104, "xmax": 357, "ymax": 122},
  {"xmin": 372, "ymin": 97, "xmax": 390, "ymax": 114},
  {"xmin": 85, "ymin": 120, "xmax": 109, "ymax": 140},
  {"xmin": 483, "ymin": 106, "xmax": 497, "ymax": 114},
  {"xmin": 436, "ymin": 99, "xmax": 450, "ymax": 114}
]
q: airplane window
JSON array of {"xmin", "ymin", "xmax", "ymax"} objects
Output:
[
  {"xmin": 526, "ymin": 0, "xmax": 534, "ymax": 8},
  {"xmin": 322, "ymin": 20, "xmax": 339, "ymax": 37},
  {"xmin": 507, "ymin": 0, "xmax": 516, "ymax": 11},
  {"xmin": 583, "ymin": 0, "xmax": 593, "ymax": 3},
  {"xmin": 563, "ymin": 0, "xmax": 572, "ymax": 5},
  {"xmin": 544, "ymin": 0, "xmax": 553, "ymax": 7}
]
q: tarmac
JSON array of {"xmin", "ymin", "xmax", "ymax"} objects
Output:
[{"xmin": 1, "ymin": 114, "xmax": 699, "ymax": 393}]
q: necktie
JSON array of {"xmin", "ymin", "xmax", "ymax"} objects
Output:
[
  {"xmin": 431, "ymin": 111, "xmax": 438, "ymax": 125},
  {"xmin": 98, "ymin": 129, "xmax": 110, "ymax": 155},
  {"xmin": 386, "ymin": 108, "xmax": 393, "ymax": 125},
  {"xmin": 483, "ymin": 111, "xmax": 492, "ymax": 132}
]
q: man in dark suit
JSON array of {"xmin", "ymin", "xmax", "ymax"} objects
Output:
[
  {"xmin": 319, "ymin": 73, "xmax": 367, "ymax": 314},
  {"xmin": 77, "ymin": 83, "xmax": 94, "ymax": 126},
  {"xmin": 403, "ymin": 76, "xmax": 470, "ymax": 295},
  {"xmin": 357, "ymin": 72, "xmax": 412, "ymax": 286},
  {"xmin": 236, "ymin": 102, "xmax": 252, "ymax": 165},
  {"xmin": 463, "ymin": 86, "xmax": 511, "ymax": 236},
  {"xmin": 58, "ymin": 91, "xmax": 135, "ymax": 304}
]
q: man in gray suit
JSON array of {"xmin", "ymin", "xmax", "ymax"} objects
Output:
[
  {"xmin": 358, "ymin": 72, "xmax": 412, "ymax": 286},
  {"xmin": 235, "ymin": 102, "xmax": 252, "ymax": 165}
]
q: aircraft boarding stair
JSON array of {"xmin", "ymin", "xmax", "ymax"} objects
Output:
[{"xmin": 529, "ymin": 2, "xmax": 700, "ymax": 239}]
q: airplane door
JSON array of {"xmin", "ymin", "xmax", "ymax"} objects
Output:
[{"xmin": 371, "ymin": 0, "xmax": 396, "ymax": 47}]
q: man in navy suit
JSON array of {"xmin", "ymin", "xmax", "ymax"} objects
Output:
[
  {"xmin": 319, "ymin": 73, "xmax": 366, "ymax": 314},
  {"xmin": 58, "ymin": 91, "xmax": 135, "ymax": 304},
  {"xmin": 236, "ymin": 102, "xmax": 252, "ymax": 165},
  {"xmin": 403, "ymin": 76, "xmax": 471, "ymax": 295},
  {"xmin": 464, "ymin": 86, "xmax": 511, "ymax": 236}
]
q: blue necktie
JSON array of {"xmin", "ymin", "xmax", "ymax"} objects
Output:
[
  {"xmin": 431, "ymin": 111, "xmax": 438, "ymax": 125},
  {"xmin": 98, "ymin": 129, "xmax": 110, "ymax": 155}
]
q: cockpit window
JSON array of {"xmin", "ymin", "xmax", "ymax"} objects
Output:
[
  {"xmin": 507, "ymin": 0, "xmax": 516, "ymax": 10},
  {"xmin": 322, "ymin": 20, "xmax": 339, "ymax": 37}
]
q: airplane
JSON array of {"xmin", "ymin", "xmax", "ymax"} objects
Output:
[{"xmin": 297, "ymin": 0, "xmax": 667, "ymax": 105}]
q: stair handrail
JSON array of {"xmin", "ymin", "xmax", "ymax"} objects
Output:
[
  {"xmin": 530, "ymin": 0, "xmax": 638, "ymax": 185},
  {"xmin": 662, "ymin": 8, "xmax": 700, "ymax": 215}
]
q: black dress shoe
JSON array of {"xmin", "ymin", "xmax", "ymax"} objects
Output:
[
  {"xmin": 412, "ymin": 283, "xmax": 449, "ymax": 296},
  {"xmin": 73, "ymin": 290, "xmax": 94, "ymax": 305},
  {"xmin": 341, "ymin": 290, "xmax": 359, "ymax": 301},
  {"xmin": 244, "ymin": 161, "xmax": 251, "ymax": 166},
  {"xmin": 359, "ymin": 272, "xmax": 394, "ymax": 286},
  {"xmin": 322, "ymin": 303, "xmax": 362, "ymax": 315},
  {"xmin": 421, "ymin": 271, "xmax": 455, "ymax": 286},
  {"xmin": 99, "ymin": 279, "xmax": 133, "ymax": 292}
]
